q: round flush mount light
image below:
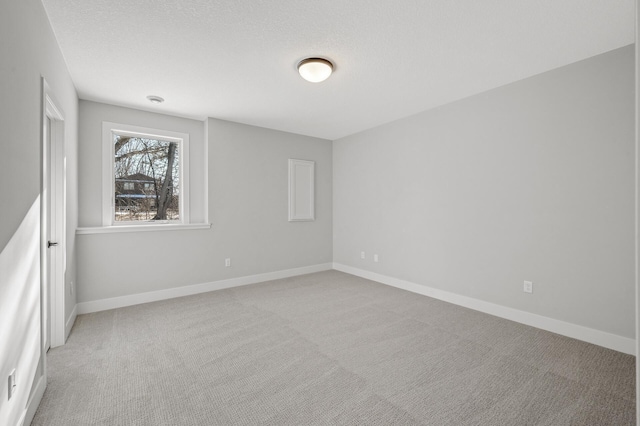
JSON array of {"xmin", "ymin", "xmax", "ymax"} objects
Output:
[
  {"xmin": 146, "ymin": 95, "xmax": 164, "ymax": 104},
  {"xmin": 297, "ymin": 58, "xmax": 334, "ymax": 83}
]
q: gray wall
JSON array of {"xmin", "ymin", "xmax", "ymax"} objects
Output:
[
  {"xmin": 635, "ymin": 1, "xmax": 639, "ymax": 419},
  {"xmin": 78, "ymin": 101, "xmax": 207, "ymax": 226},
  {"xmin": 333, "ymin": 45, "xmax": 635, "ymax": 339},
  {"xmin": 0, "ymin": 0, "xmax": 78, "ymax": 424},
  {"xmin": 77, "ymin": 107, "xmax": 332, "ymax": 302}
]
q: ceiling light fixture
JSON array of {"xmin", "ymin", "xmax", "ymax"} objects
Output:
[
  {"xmin": 297, "ymin": 58, "xmax": 333, "ymax": 83},
  {"xmin": 147, "ymin": 95, "xmax": 164, "ymax": 104}
]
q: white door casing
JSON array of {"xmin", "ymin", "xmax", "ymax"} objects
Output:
[
  {"xmin": 42, "ymin": 79, "xmax": 66, "ymax": 351},
  {"xmin": 25, "ymin": 77, "xmax": 67, "ymax": 426}
]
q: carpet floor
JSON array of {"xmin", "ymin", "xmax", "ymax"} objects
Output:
[{"xmin": 33, "ymin": 270, "xmax": 635, "ymax": 425}]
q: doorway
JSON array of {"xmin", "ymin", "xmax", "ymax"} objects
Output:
[
  {"xmin": 24, "ymin": 77, "xmax": 68, "ymax": 426},
  {"xmin": 42, "ymin": 78, "xmax": 66, "ymax": 351}
]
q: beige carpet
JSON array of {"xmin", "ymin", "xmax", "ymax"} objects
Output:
[{"xmin": 33, "ymin": 270, "xmax": 635, "ymax": 425}]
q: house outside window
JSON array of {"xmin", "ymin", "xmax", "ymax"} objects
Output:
[{"xmin": 102, "ymin": 122, "xmax": 190, "ymax": 225}]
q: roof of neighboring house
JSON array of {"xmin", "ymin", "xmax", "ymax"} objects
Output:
[{"xmin": 116, "ymin": 173, "xmax": 155, "ymax": 183}]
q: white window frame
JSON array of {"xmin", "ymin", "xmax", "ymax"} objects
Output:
[{"xmin": 102, "ymin": 122, "xmax": 190, "ymax": 227}]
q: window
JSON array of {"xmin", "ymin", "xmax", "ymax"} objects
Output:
[{"xmin": 102, "ymin": 122, "xmax": 190, "ymax": 226}]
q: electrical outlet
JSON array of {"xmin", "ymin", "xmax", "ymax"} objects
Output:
[
  {"xmin": 373, "ymin": 254, "xmax": 379, "ymax": 263},
  {"xmin": 523, "ymin": 280, "xmax": 533, "ymax": 294},
  {"xmin": 360, "ymin": 251, "xmax": 365, "ymax": 259},
  {"xmin": 225, "ymin": 258, "xmax": 231, "ymax": 267},
  {"xmin": 8, "ymin": 369, "xmax": 16, "ymax": 401}
]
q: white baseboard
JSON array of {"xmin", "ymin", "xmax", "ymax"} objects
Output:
[
  {"xmin": 333, "ymin": 263, "xmax": 636, "ymax": 355},
  {"xmin": 75, "ymin": 261, "xmax": 634, "ymax": 355},
  {"xmin": 22, "ymin": 373, "xmax": 45, "ymax": 426},
  {"xmin": 77, "ymin": 263, "xmax": 333, "ymax": 315},
  {"xmin": 65, "ymin": 304, "xmax": 77, "ymax": 341}
]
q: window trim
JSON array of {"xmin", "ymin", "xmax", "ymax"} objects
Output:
[
  {"xmin": 76, "ymin": 223, "xmax": 210, "ymax": 235},
  {"xmin": 101, "ymin": 122, "xmax": 190, "ymax": 227}
]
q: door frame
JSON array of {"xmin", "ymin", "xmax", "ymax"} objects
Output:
[
  {"xmin": 41, "ymin": 78, "xmax": 66, "ymax": 350},
  {"xmin": 24, "ymin": 77, "xmax": 67, "ymax": 426}
]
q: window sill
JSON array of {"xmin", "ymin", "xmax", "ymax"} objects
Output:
[{"xmin": 76, "ymin": 223, "xmax": 211, "ymax": 235}]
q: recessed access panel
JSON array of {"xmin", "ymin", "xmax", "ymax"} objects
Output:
[{"xmin": 288, "ymin": 159, "xmax": 315, "ymax": 222}]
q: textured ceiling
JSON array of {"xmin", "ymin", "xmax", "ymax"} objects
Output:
[{"xmin": 41, "ymin": 0, "xmax": 634, "ymax": 140}]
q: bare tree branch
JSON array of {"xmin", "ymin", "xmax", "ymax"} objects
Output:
[
  {"xmin": 115, "ymin": 147, "xmax": 166, "ymax": 163},
  {"xmin": 153, "ymin": 142, "xmax": 176, "ymax": 220},
  {"xmin": 114, "ymin": 136, "xmax": 130, "ymax": 156}
]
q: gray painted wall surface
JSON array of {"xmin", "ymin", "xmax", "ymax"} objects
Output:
[
  {"xmin": 77, "ymin": 111, "xmax": 332, "ymax": 302},
  {"xmin": 635, "ymin": 0, "xmax": 639, "ymax": 419},
  {"xmin": 78, "ymin": 101, "xmax": 207, "ymax": 226},
  {"xmin": 0, "ymin": 0, "xmax": 78, "ymax": 424},
  {"xmin": 334, "ymin": 45, "xmax": 635, "ymax": 339}
]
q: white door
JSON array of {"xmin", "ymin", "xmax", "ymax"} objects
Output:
[
  {"xmin": 43, "ymin": 84, "xmax": 65, "ymax": 350},
  {"xmin": 44, "ymin": 116, "xmax": 53, "ymax": 352},
  {"xmin": 25, "ymin": 78, "xmax": 66, "ymax": 426}
]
